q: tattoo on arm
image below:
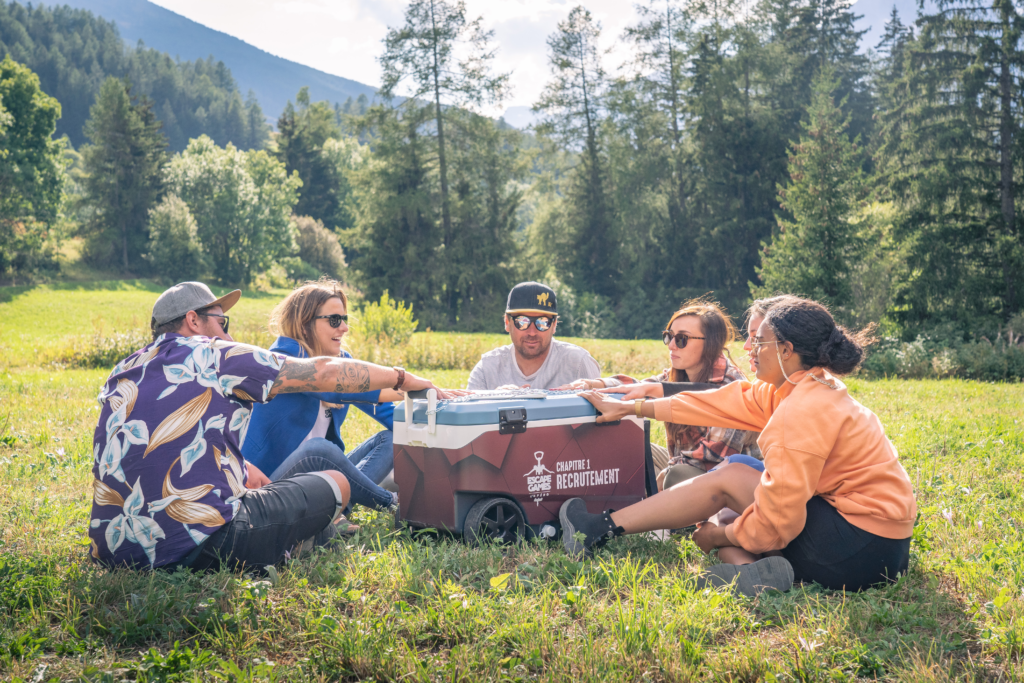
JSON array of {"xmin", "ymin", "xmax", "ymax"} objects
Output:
[
  {"xmin": 337, "ymin": 361, "xmax": 372, "ymax": 393},
  {"xmin": 271, "ymin": 357, "xmax": 376, "ymax": 397},
  {"xmin": 270, "ymin": 358, "xmax": 321, "ymax": 396}
]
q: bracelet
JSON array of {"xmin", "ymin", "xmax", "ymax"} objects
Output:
[
  {"xmin": 634, "ymin": 398, "xmax": 646, "ymax": 418},
  {"xmin": 392, "ymin": 366, "xmax": 406, "ymax": 391}
]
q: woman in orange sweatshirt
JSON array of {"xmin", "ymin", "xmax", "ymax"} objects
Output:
[{"xmin": 558, "ymin": 297, "xmax": 917, "ymax": 596}]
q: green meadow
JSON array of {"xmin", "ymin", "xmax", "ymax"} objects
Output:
[{"xmin": 0, "ymin": 283, "xmax": 1022, "ymax": 682}]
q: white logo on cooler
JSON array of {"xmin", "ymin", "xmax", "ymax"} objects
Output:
[{"xmin": 524, "ymin": 451, "xmax": 553, "ymax": 505}]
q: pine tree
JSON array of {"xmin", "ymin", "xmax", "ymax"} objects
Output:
[
  {"xmin": 787, "ymin": 0, "xmax": 873, "ymax": 142},
  {"xmin": 378, "ymin": 0, "xmax": 510, "ymax": 269},
  {"xmin": 874, "ymin": 0, "xmax": 1024, "ymax": 326},
  {"xmin": 80, "ymin": 77, "xmax": 167, "ymax": 273},
  {"xmin": 441, "ymin": 108, "xmax": 522, "ymax": 327},
  {"xmin": 242, "ymin": 90, "xmax": 270, "ymax": 150},
  {"xmin": 755, "ymin": 67, "xmax": 867, "ymax": 316},
  {"xmin": 345, "ymin": 104, "xmax": 442, "ymax": 324},
  {"xmin": 534, "ymin": 6, "xmax": 618, "ymax": 298},
  {"xmin": 682, "ymin": 4, "xmax": 790, "ymax": 311},
  {"xmin": 276, "ymin": 87, "xmax": 343, "ymax": 229},
  {"xmin": 614, "ymin": 0, "xmax": 698, "ymax": 294}
]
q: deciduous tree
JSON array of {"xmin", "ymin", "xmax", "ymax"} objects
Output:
[
  {"xmin": 166, "ymin": 136, "xmax": 301, "ymax": 286},
  {"xmin": 0, "ymin": 56, "xmax": 66, "ymax": 283}
]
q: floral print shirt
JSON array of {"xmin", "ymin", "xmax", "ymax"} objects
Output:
[
  {"xmin": 88, "ymin": 333, "xmax": 285, "ymax": 568},
  {"xmin": 603, "ymin": 355, "xmax": 762, "ymax": 471}
]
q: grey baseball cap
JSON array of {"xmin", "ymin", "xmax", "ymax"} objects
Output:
[{"xmin": 151, "ymin": 282, "xmax": 241, "ymax": 327}]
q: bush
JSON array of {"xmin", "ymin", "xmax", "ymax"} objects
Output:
[
  {"xmin": 49, "ymin": 329, "xmax": 152, "ymax": 368},
  {"xmin": 279, "ymin": 256, "xmax": 320, "ymax": 283},
  {"xmin": 145, "ymin": 194, "xmax": 206, "ymax": 283},
  {"xmin": 294, "ymin": 215, "xmax": 346, "ymax": 278},
  {"xmin": 860, "ymin": 326, "xmax": 1024, "ymax": 381},
  {"xmin": 347, "ymin": 291, "xmax": 416, "ymax": 363}
]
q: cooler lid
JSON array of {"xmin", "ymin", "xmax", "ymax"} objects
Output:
[{"xmin": 394, "ymin": 390, "xmax": 598, "ymax": 426}]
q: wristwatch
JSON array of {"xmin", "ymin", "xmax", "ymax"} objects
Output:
[
  {"xmin": 634, "ymin": 398, "xmax": 646, "ymax": 418},
  {"xmin": 392, "ymin": 366, "xmax": 406, "ymax": 391}
]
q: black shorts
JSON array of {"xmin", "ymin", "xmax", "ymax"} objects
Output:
[
  {"xmin": 181, "ymin": 472, "xmax": 342, "ymax": 571},
  {"xmin": 781, "ymin": 496, "xmax": 911, "ymax": 591}
]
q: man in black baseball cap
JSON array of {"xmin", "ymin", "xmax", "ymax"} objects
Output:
[{"xmin": 466, "ymin": 281, "xmax": 600, "ymax": 390}]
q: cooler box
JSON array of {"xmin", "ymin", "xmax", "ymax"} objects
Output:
[{"xmin": 393, "ymin": 389, "xmax": 656, "ymax": 542}]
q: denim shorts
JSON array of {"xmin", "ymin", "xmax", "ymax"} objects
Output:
[{"xmin": 180, "ymin": 472, "xmax": 343, "ymax": 571}]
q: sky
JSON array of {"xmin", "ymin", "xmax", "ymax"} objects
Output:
[
  {"xmin": 148, "ymin": 0, "xmax": 639, "ymax": 119},
  {"xmin": 149, "ymin": 0, "xmax": 903, "ymax": 120}
]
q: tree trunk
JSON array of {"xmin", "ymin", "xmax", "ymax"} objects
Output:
[
  {"xmin": 122, "ymin": 221, "xmax": 129, "ymax": 274},
  {"xmin": 999, "ymin": 4, "xmax": 1016, "ymax": 312},
  {"xmin": 429, "ymin": 0, "xmax": 455, "ymax": 322}
]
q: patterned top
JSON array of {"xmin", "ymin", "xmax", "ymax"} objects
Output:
[
  {"xmin": 88, "ymin": 333, "xmax": 285, "ymax": 568},
  {"xmin": 603, "ymin": 355, "xmax": 761, "ymax": 471}
]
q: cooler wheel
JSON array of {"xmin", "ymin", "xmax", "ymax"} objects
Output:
[{"xmin": 463, "ymin": 497, "xmax": 525, "ymax": 546}]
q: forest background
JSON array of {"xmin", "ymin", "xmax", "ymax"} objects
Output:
[{"xmin": 2, "ymin": 0, "xmax": 1024, "ymax": 379}]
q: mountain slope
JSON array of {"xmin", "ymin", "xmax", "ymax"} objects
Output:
[{"xmin": 45, "ymin": 0, "xmax": 378, "ymax": 122}]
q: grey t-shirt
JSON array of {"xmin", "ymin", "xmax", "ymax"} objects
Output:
[{"xmin": 466, "ymin": 339, "xmax": 601, "ymax": 390}]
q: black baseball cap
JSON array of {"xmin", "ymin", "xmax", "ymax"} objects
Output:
[{"xmin": 506, "ymin": 281, "xmax": 558, "ymax": 315}]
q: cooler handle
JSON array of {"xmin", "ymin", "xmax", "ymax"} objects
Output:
[
  {"xmin": 403, "ymin": 389, "xmax": 438, "ymax": 434},
  {"xmin": 426, "ymin": 388, "xmax": 437, "ymax": 434}
]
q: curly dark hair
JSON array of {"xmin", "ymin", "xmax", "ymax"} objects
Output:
[{"xmin": 762, "ymin": 298, "xmax": 867, "ymax": 375}]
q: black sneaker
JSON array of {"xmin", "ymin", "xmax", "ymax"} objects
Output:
[
  {"xmin": 698, "ymin": 556, "xmax": 794, "ymax": 597},
  {"xmin": 558, "ymin": 498, "xmax": 624, "ymax": 559}
]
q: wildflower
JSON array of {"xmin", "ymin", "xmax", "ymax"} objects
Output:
[
  {"xmin": 942, "ymin": 509, "xmax": 953, "ymax": 523},
  {"xmin": 977, "ymin": 520, "xmax": 983, "ymax": 530},
  {"xmin": 798, "ymin": 636, "xmax": 821, "ymax": 652},
  {"xmin": 56, "ymin": 447, "xmax": 65, "ymax": 456}
]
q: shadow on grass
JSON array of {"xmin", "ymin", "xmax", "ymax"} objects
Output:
[{"xmin": 0, "ymin": 519, "xmax": 1009, "ymax": 681}]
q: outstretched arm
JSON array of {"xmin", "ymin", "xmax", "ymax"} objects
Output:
[{"xmin": 268, "ymin": 357, "xmax": 435, "ymax": 399}]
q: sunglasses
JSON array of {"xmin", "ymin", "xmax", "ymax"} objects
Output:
[
  {"xmin": 204, "ymin": 313, "xmax": 230, "ymax": 334},
  {"xmin": 315, "ymin": 314, "xmax": 349, "ymax": 328},
  {"xmin": 510, "ymin": 314, "xmax": 555, "ymax": 332},
  {"xmin": 662, "ymin": 331, "xmax": 705, "ymax": 347}
]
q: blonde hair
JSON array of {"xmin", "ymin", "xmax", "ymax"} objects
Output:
[
  {"xmin": 270, "ymin": 277, "xmax": 349, "ymax": 357},
  {"xmin": 664, "ymin": 297, "xmax": 739, "ymax": 383}
]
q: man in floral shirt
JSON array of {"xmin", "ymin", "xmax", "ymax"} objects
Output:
[{"xmin": 89, "ymin": 282, "xmax": 436, "ymax": 570}]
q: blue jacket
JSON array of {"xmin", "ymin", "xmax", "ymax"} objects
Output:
[{"xmin": 241, "ymin": 336, "xmax": 394, "ymax": 474}]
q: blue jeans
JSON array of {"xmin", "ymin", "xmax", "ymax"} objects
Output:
[
  {"xmin": 716, "ymin": 454, "xmax": 765, "ymax": 473},
  {"xmin": 269, "ymin": 431, "xmax": 396, "ymax": 511}
]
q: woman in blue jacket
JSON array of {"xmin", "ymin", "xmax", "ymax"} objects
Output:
[{"xmin": 243, "ymin": 279, "xmax": 402, "ymax": 513}]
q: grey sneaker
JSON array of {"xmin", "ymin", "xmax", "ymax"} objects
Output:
[
  {"xmin": 698, "ymin": 556, "xmax": 794, "ymax": 597},
  {"xmin": 558, "ymin": 498, "xmax": 623, "ymax": 559}
]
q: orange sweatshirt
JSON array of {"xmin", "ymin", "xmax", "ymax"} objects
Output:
[{"xmin": 650, "ymin": 369, "xmax": 917, "ymax": 554}]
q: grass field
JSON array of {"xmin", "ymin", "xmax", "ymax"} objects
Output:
[{"xmin": 1, "ymin": 283, "xmax": 1022, "ymax": 682}]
